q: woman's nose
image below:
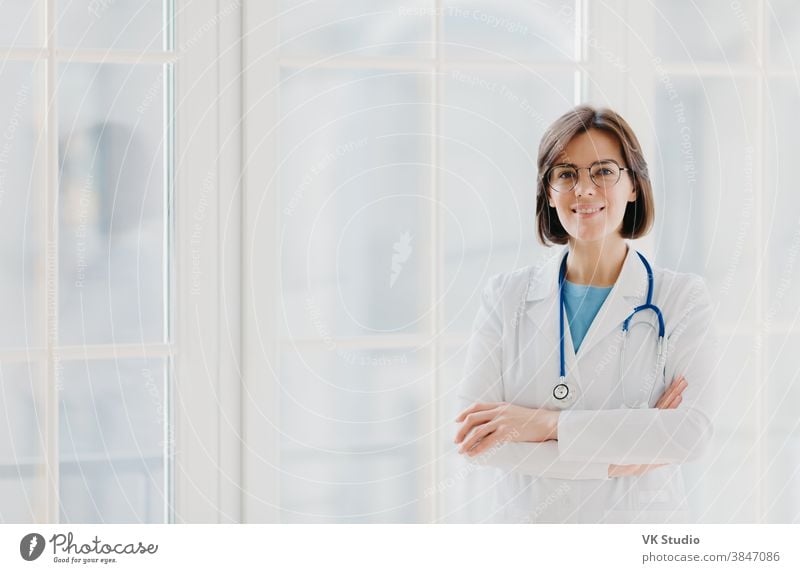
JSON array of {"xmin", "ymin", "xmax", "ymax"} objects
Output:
[{"xmin": 574, "ymin": 170, "xmax": 596, "ymax": 196}]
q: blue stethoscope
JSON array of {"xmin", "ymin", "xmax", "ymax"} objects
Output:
[{"xmin": 553, "ymin": 249, "xmax": 666, "ymax": 402}]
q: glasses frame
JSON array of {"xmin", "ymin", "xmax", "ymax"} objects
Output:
[{"xmin": 544, "ymin": 159, "xmax": 633, "ymax": 194}]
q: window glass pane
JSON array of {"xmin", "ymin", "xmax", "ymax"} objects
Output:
[
  {"xmin": 59, "ymin": 358, "xmax": 167, "ymax": 523},
  {"xmin": 441, "ymin": 70, "xmax": 574, "ymax": 334},
  {"xmin": 58, "ymin": 63, "xmax": 166, "ymax": 345},
  {"xmin": 768, "ymin": 0, "xmax": 800, "ymax": 68},
  {"xmin": 0, "ymin": 363, "xmax": 43, "ymax": 523},
  {"xmin": 764, "ymin": 77, "xmax": 800, "ymax": 519},
  {"xmin": 652, "ymin": 77, "xmax": 757, "ymax": 331},
  {"xmin": 0, "ymin": 0, "xmax": 38, "ymax": 47},
  {"xmin": 764, "ymin": 435, "xmax": 800, "ymax": 522},
  {"xmin": 437, "ymin": 343, "xmax": 495, "ymax": 523},
  {"xmin": 682, "ymin": 333, "xmax": 758, "ymax": 522},
  {"xmin": 765, "ymin": 335, "xmax": 800, "ymax": 522},
  {"xmin": 652, "ymin": 78, "xmax": 761, "ymax": 522},
  {"xmin": 685, "ymin": 434, "xmax": 758, "ymax": 522},
  {"xmin": 0, "ymin": 63, "xmax": 39, "ymax": 349},
  {"xmin": 652, "ymin": 0, "xmax": 757, "ymax": 63},
  {"xmin": 765, "ymin": 78, "xmax": 800, "ymax": 327},
  {"xmin": 58, "ymin": 0, "xmax": 167, "ymax": 51},
  {"xmin": 443, "ymin": 0, "xmax": 576, "ymax": 61},
  {"xmin": 279, "ymin": 348, "xmax": 429, "ymax": 522},
  {"xmin": 278, "ymin": 68, "xmax": 431, "ymax": 339},
  {"xmin": 280, "ymin": 0, "xmax": 433, "ymax": 58}
]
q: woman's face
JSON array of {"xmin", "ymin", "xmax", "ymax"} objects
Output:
[{"xmin": 547, "ymin": 128, "xmax": 636, "ymax": 245}]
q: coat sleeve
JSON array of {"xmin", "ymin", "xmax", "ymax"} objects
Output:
[
  {"xmin": 556, "ymin": 275, "xmax": 717, "ymax": 464},
  {"xmin": 456, "ymin": 272, "xmax": 610, "ymax": 480}
]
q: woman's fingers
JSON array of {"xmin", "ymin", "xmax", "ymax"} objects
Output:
[
  {"xmin": 454, "ymin": 402, "xmax": 501, "ymax": 423},
  {"xmin": 610, "ymin": 463, "xmax": 668, "ymax": 477},
  {"xmin": 655, "ymin": 375, "xmax": 687, "ymax": 409},
  {"xmin": 454, "ymin": 402, "xmax": 505, "ymax": 444},
  {"xmin": 467, "ymin": 432, "xmax": 501, "ymax": 457},
  {"xmin": 637, "ymin": 463, "xmax": 667, "ymax": 475},
  {"xmin": 459, "ymin": 421, "xmax": 498, "ymax": 454},
  {"xmin": 609, "ymin": 464, "xmax": 637, "ymax": 477},
  {"xmin": 666, "ymin": 394, "xmax": 683, "ymax": 410},
  {"xmin": 454, "ymin": 410, "xmax": 497, "ymax": 444},
  {"xmin": 659, "ymin": 384, "xmax": 679, "ymax": 409},
  {"xmin": 655, "ymin": 375, "xmax": 682, "ymax": 408},
  {"xmin": 666, "ymin": 378, "xmax": 688, "ymax": 409},
  {"xmin": 654, "ymin": 381, "xmax": 672, "ymax": 408}
]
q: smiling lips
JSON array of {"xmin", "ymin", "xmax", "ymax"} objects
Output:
[{"xmin": 571, "ymin": 204, "xmax": 606, "ymax": 216}]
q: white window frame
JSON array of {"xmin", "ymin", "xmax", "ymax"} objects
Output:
[
  {"xmin": 173, "ymin": 0, "xmax": 244, "ymax": 523},
  {"xmin": 240, "ymin": 0, "xmax": 280, "ymax": 523},
  {"xmin": 0, "ymin": 0, "xmax": 244, "ymax": 524},
  {"xmin": 24, "ymin": 0, "xmax": 187, "ymax": 523}
]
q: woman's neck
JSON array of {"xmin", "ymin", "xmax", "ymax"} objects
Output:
[{"xmin": 565, "ymin": 238, "xmax": 628, "ymax": 287}]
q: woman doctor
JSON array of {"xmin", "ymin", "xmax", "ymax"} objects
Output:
[{"xmin": 453, "ymin": 105, "xmax": 718, "ymax": 523}]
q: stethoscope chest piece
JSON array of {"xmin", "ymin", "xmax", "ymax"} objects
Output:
[
  {"xmin": 553, "ymin": 382, "xmax": 569, "ymax": 400},
  {"xmin": 551, "ymin": 376, "xmax": 577, "ymax": 407}
]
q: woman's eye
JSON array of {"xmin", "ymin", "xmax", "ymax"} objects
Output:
[
  {"xmin": 597, "ymin": 168, "xmax": 612, "ymax": 175},
  {"xmin": 559, "ymin": 172, "xmax": 576, "ymax": 179}
]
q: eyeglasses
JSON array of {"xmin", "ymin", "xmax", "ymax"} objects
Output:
[{"xmin": 545, "ymin": 159, "xmax": 632, "ymax": 193}]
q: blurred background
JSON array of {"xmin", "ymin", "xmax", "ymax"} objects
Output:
[{"xmin": 1, "ymin": 0, "xmax": 799, "ymax": 524}]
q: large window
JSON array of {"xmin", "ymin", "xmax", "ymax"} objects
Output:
[{"xmin": 0, "ymin": 0, "xmax": 174, "ymax": 523}]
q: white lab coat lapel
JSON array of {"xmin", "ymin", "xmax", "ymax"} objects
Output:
[{"xmin": 523, "ymin": 245, "xmax": 583, "ymax": 392}]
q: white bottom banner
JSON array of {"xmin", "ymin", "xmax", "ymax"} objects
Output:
[{"xmin": 2, "ymin": 524, "xmax": 798, "ymax": 572}]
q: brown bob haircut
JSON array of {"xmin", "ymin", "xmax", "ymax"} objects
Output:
[{"xmin": 536, "ymin": 105, "xmax": 654, "ymax": 246}]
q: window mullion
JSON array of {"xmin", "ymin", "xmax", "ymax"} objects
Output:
[
  {"xmin": 241, "ymin": 0, "xmax": 281, "ymax": 523},
  {"xmin": 584, "ymin": 0, "xmax": 630, "ymax": 108},
  {"xmin": 610, "ymin": 0, "xmax": 658, "ymax": 258},
  {"xmin": 172, "ymin": 0, "xmax": 229, "ymax": 523},
  {"xmin": 428, "ymin": 0, "xmax": 443, "ymax": 525},
  {"xmin": 42, "ymin": 0, "xmax": 60, "ymax": 525},
  {"xmin": 755, "ymin": 0, "xmax": 766, "ymax": 524},
  {"xmin": 217, "ymin": 0, "xmax": 244, "ymax": 523}
]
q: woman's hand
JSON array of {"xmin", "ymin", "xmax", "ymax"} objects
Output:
[
  {"xmin": 454, "ymin": 402, "xmax": 559, "ymax": 457},
  {"xmin": 608, "ymin": 374, "xmax": 688, "ymax": 477},
  {"xmin": 654, "ymin": 373, "xmax": 688, "ymax": 409},
  {"xmin": 608, "ymin": 463, "xmax": 667, "ymax": 477}
]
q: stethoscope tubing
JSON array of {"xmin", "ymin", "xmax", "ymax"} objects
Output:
[{"xmin": 554, "ymin": 250, "xmax": 665, "ymax": 401}]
